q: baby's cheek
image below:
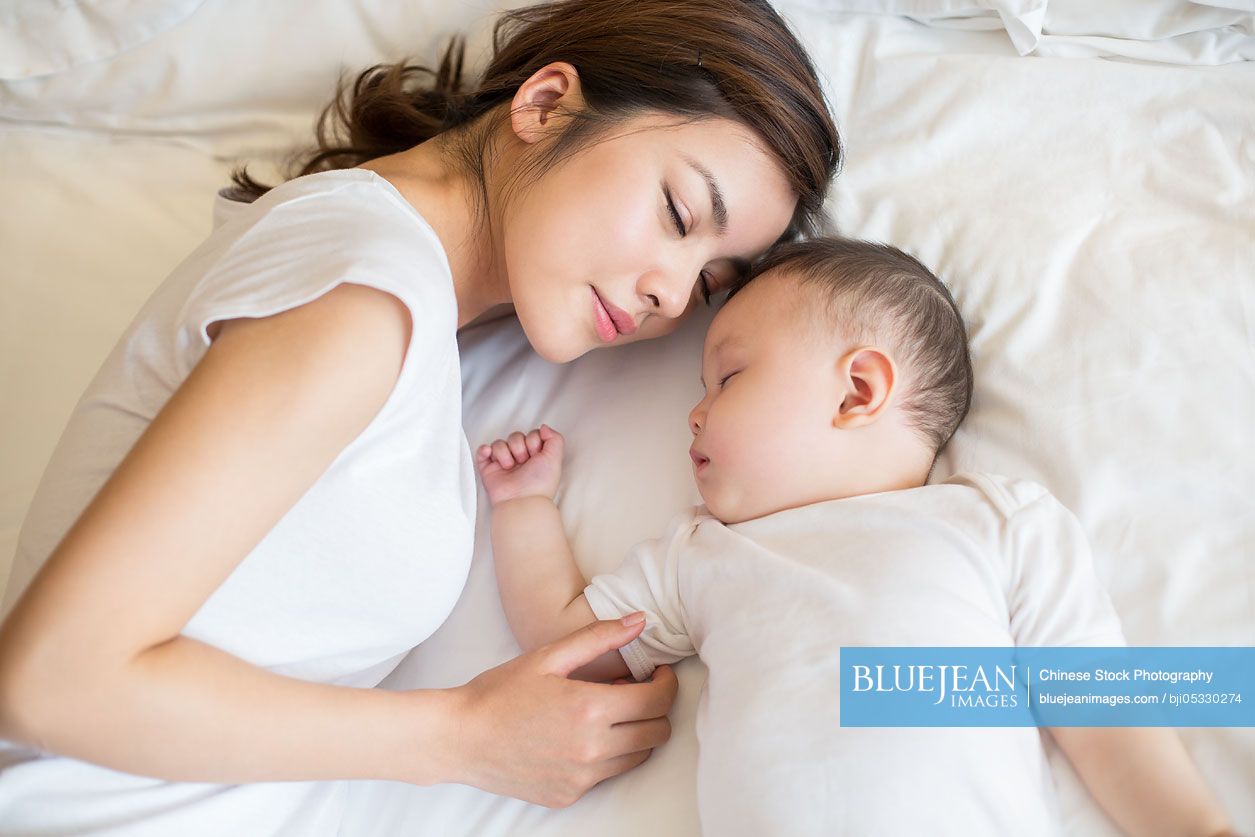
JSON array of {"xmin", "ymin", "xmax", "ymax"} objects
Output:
[
  {"xmin": 727, "ymin": 433, "xmax": 780, "ymax": 493},
  {"xmin": 759, "ymin": 416, "xmax": 818, "ymax": 479}
]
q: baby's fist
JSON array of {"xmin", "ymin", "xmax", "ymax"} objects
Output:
[{"xmin": 475, "ymin": 424, "xmax": 565, "ymax": 506}]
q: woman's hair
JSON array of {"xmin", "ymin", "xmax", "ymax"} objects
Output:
[
  {"xmin": 225, "ymin": 0, "xmax": 841, "ymax": 239},
  {"xmin": 726, "ymin": 238, "xmax": 974, "ymax": 458}
]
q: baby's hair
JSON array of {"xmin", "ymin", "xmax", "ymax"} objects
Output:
[{"xmin": 725, "ymin": 237, "xmax": 973, "ymax": 459}]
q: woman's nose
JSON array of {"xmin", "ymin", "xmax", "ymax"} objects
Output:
[{"xmin": 639, "ymin": 267, "xmax": 694, "ymax": 320}]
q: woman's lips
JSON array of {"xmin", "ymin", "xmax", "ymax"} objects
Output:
[
  {"xmin": 591, "ymin": 287, "xmax": 619, "ymax": 343},
  {"xmin": 601, "ymin": 293, "xmax": 638, "ymax": 335},
  {"xmin": 590, "ymin": 286, "xmax": 638, "ymax": 343}
]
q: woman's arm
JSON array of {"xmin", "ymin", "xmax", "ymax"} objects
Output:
[
  {"xmin": 1046, "ymin": 726, "xmax": 1236, "ymax": 837},
  {"xmin": 0, "ymin": 282, "xmax": 426, "ymax": 780},
  {"xmin": 0, "ymin": 284, "xmax": 673, "ymax": 798}
]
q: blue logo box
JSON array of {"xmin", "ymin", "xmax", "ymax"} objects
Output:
[{"xmin": 839, "ymin": 647, "xmax": 1255, "ymax": 727}]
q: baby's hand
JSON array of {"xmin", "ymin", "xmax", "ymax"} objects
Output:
[{"xmin": 475, "ymin": 424, "xmax": 565, "ymax": 506}]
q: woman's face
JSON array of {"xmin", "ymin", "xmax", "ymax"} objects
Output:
[{"xmin": 501, "ymin": 113, "xmax": 798, "ymax": 363}]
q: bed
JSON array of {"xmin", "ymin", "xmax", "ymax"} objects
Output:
[{"xmin": 1, "ymin": 1, "xmax": 1252, "ymax": 834}]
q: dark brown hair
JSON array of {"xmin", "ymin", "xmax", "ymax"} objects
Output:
[
  {"xmin": 225, "ymin": 0, "xmax": 840, "ymax": 239},
  {"xmin": 726, "ymin": 238, "xmax": 974, "ymax": 459}
]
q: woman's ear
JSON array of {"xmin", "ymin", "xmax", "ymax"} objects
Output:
[
  {"xmin": 833, "ymin": 346, "xmax": 898, "ymax": 429},
  {"xmin": 509, "ymin": 61, "xmax": 585, "ymax": 144}
]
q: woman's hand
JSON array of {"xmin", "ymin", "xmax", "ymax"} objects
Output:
[
  {"xmin": 440, "ymin": 615, "xmax": 678, "ymax": 808},
  {"xmin": 476, "ymin": 424, "xmax": 564, "ymax": 505}
]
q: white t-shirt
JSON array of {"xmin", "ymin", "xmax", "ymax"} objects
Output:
[
  {"xmin": 583, "ymin": 471, "xmax": 1127, "ymax": 837},
  {"xmin": 0, "ymin": 169, "xmax": 477, "ymax": 835}
]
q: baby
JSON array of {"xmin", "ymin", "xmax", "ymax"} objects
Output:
[{"xmin": 475, "ymin": 238, "xmax": 1236, "ymax": 836}]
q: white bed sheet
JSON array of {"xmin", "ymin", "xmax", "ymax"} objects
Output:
[{"xmin": 1, "ymin": 2, "xmax": 1252, "ymax": 835}]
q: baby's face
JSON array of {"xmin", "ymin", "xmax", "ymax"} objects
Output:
[{"xmin": 688, "ymin": 272, "xmax": 854, "ymax": 523}]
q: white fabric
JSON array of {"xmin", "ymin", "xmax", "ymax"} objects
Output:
[
  {"xmin": 581, "ymin": 472, "xmax": 1125, "ymax": 836},
  {"xmin": 0, "ymin": 0, "xmax": 209, "ymax": 79},
  {"xmin": 1033, "ymin": 0, "xmax": 1255, "ymax": 62},
  {"xmin": 2, "ymin": 3, "xmax": 1254, "ymax": 836},
  {"xmin": 790, "ymin": 0, "xmax": 1048, "ymax": 54},
  {"xmin": 0, "ymin": 0, "xmax": 500, "ymax": 160},
  {"xmin": 0, "ymin": 168, "xmax": 477, "ymax": 835},
  {"xmin": 1043, "ymin": 0, "xmax": 1252, "ymax": 40},
  {"xmin": 792, "ymin": 0, "xmax": 1255, "ymax": 60}
]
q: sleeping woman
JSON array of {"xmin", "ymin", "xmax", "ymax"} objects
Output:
[{"xmin": 0, "ymin": 0, "xmax": 839, "ymax": 833}]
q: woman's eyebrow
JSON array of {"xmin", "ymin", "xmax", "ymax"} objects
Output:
[{"xmin": 682, "ymin": 154, "xmax": 728, "ymax": 236}]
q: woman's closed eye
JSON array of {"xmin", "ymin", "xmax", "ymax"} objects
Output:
[
  {"xmin": 664, "ymin": 185, "xmax": 715, "ymax": 306},
  {"xmin": 664, "ymin": 184, "xmax": 689, "ymax": 238},
  {"xmin": 718, "ymin": 371, "xmax": 738, "ymax": 388}
]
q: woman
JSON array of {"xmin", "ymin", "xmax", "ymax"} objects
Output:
[{"xmin": 0, "ymin": 0, "xmax": 839, "ymax": 832}]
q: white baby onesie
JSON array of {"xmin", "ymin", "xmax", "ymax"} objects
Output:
[{"xmin": 583, "ymin": 471, "xmax": 1127, "ymax": 837}]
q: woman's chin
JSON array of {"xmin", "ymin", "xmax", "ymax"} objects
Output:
[
  {"xmin": 529, "ymin": 330, "xmax": 588, "ymax": 364},
  {"xmin": 513, "ymin": 311, "xmax": 577, "ymax": 364}
]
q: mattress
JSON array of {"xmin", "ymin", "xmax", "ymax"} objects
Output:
[{"xmin": 1, "ymin": 1, "xmax": 1251, "ymax": 834}]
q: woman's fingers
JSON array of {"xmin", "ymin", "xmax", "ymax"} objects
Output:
[
  {"xmin": 604, "ymin": 715, "xmax": 672, "ymax": 759},
  {"xmin": 450, "ymin": 629, "xmax": 678, "ymax": 808},
  {"xmin": 590, "ymin": 746, "xmax": 653, "ymax": 787},
  {"xmin": 598, "ymin": 664, "xmax": 678, "ymax": 723}
]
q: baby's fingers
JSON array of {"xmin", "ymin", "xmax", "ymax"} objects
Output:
[
  {"xmin": 525, "ymin": 429, "xmax": 542, "ymax": 456},
  {"xmin": 491, "ymin": 439, "xmax": 516, "ymax": 468},
  {"xmin": 539, "ymin": 424, "xmax": 565, "ymax": 455},
  {"xmin": 475, "ymin": 443, "xmax": 508, "ymax": 471},
  {"xmin": 506, "ymin": 431, "xmax": 530, "ymax": 463}
]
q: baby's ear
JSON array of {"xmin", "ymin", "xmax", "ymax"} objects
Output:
[{"xmin": 833, "ymin": 346, "xmax": 898, "ymax": 429}]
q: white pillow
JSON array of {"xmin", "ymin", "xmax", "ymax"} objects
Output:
[
  {"xmin": 790, "ymin": 0, "xmax": 1255, "ymax": 60},
  {"xmin": 0, "ymin": 0, "xmax": 509, "ymax": 159},
  {"xmin": 1044, "ymin": 0, "xmax": 1251, "ymax": 39},
  {"xmin": 0, "ymin": 0, "xmax": 208, "ymax": 79},
  {"xmin": 1034, "ymin": 0, "xmax": 1255, "ymax": 62},
  {"xmin": 788, "ymin": 0, "xmax": 1048, "ymax": 53}
]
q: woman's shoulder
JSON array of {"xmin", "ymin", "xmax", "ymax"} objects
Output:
[
  {"xmin": 182, "ymin": 169, "xmax": 460, "ymax": 372},
  {"xmin": 216, "ymin": 169, "xmax": 445, "ymax": 254},
  {"xmin": 203, "ymin": 170, "xmax": 453, "ymax": 307}
]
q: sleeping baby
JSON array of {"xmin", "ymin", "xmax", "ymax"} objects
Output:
[{"xmin": 474, "ymin": 238, "xmax": 1236, "ymax": 836}]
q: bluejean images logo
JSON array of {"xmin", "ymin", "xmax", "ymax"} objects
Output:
[
  {"xmin": 839, "ymin": 647, "xmax": 1254, "ymax": 727},
  {"xmin": 851, "ymin": 659, "xmax": 1020, "ymax": 708}
]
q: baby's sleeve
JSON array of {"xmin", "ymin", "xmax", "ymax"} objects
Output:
[
  {"xmin": 1004, "ymin": 488, "xmax": 1128, "ymax": 648},
  {"xmin": 583, "ymin": 509, "xmax": 698, "ymax": 682}
]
